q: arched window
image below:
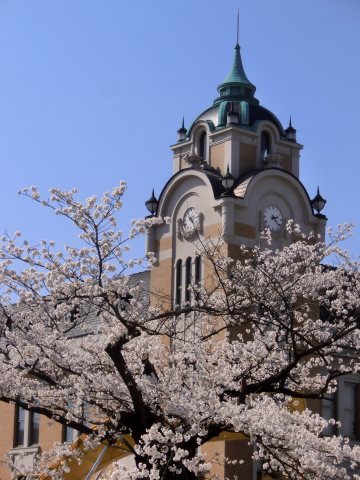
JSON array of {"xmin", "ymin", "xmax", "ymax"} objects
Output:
[
  {"xmin": 260, "ymin": 131, "xmax": 271, "ymax": 160},
  {"xmin": 194, "ymin": 256, "xmax": 201, "ymax": 301},
  {"xmin": 175, "ymin": 259, "xmax": 182, "ymax": 306},
  {"xmin": 185, "ymin": 257, "xmax": 192, "ymax": 303},
  {"xmin": 199, "ymin": 131, "xmax": 207, "ymax": 160},
  {"xmin": 195, "ymin": 255, "xmax": 201, "ymax": 286}
]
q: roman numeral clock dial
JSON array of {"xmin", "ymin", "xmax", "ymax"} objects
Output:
[{"xmin": 263, "ymin": 205, "xmax": 283, "ymax": 232}]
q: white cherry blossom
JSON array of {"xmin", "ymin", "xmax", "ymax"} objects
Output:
[{"xmin": 1, "ymin": 187, "xmax": 360, "ymax": 479}]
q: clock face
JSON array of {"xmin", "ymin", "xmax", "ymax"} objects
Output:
[
  {"xmin": 183, "ymin": 207, "xmax": 199, "ymax": 233},
  {"xmin": 264, "ymin": 205, "xmax": 283, "ymax": 232}
]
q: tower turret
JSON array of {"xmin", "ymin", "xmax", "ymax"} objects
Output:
[
  {"xmin": 177, "ymin": 117, "xmax": 187, "ymax": 143},
  {"xmin": 285, "ymin": 117, "xmax": 297, "ymax": 142}
]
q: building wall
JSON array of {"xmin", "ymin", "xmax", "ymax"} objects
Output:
[
  {"xmin": 0, "ymin": 403, "xmax": 15, "ymax": 480},
  {"xmin": 0, "ymin": 402, "xmax": 62, "ymax": 480}
]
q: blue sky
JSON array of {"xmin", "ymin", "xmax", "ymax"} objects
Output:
[{"xmin": 0, "ymin": 0, "xmax": 359, "ymax": 259}]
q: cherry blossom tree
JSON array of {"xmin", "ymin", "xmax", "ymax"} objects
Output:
[{"xmin": 1, "ymin": 185, "xmax": 360, "ymax": 479}]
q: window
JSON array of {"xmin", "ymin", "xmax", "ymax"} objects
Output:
[
  {"xmin": 14, "ymin": 406, "xmax": 25, "ymax": 447},
  {"xmin": 343, "ymin": 382, "xmax": 360, "ymax": 439},
  {"xmin": 62, "ymin": 400, "xmax": 89, "ymax": 443},
  {"xmin": 63, "ymin": 424, "xmax": 77, "ymax": 443},
  {"xmin": 14, "ymin": 406, "xmax": 40, "ymax": 447},
  {"xmin": 175, "ymin": 256, "xmax": 202, "ymax": 306},
  {"xmin": 323, "ymin": 377, "xmax": 360, "ymax": 440},
  {"xmin": 194, "ymin": 256, "xmax": 201, "ymax": 301},
  {"xmin": 199, "ymin": 131, "xmax": 207, "ymax": 160},
  {"xmin": 28, "ymin": 412, "xmax": 40, "ymax": 445},
  {"xmin": 260, "ymin": 131, "xmax": 271, "ymax": 160},
  {"xmin": 172, "ymin": 256, "xmax": 203, "ymax": 341},
  {"xmin": 175, "ymin": 259, "xmax": 182, "ymax": 306},
  {"xmin": 322, "ymin": 394, "xmax": 336, "ymax": 436},
  {"xmin": 185, "ymin": 257, "xmax": 192, "ymax": 303},
  {"xmin": 195, "ymin": 255, "xmax": 201, "ymax": 286}
]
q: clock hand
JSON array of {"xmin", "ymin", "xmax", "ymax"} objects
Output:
[{"xmin": 271, "ymin": 215, "xmax": 281, "ymax": 226}]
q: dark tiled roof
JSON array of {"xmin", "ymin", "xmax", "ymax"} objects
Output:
[
  {"xmin": 69, "ymin": 270, "xmax": 151, "ymax": 338},
  {"xmin": 0, "ymin": 271, "xmax": 152, "ymax": 343}
]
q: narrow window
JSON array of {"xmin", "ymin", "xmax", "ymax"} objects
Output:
[
  {"xmin": 199, "ymin": 131, "xmax": 207, "ymax": 160},
  {"xmin": 83, "ymin": 402, "xmax": 91, "ymax": 427},
  {"xmin": 195, "ymin": 255, "xmax": 201, "ymax": 286},
  {"xmin": 29, "ymin": 411, "xmax": 40, "ymax": 445},
  {"xmin": 175, "ymin": 259, "xmax": 182, "ymax": 306},
  {"xmin": 322, "ymin": 394, "xmax": 336, "ymax": 436},
  {"xmin": 14, "ymin": 406, "xmax": 25, "ymax": 447},
  {"xmin": 260, "ymin": 131, "xmax": 271, "ymax": 160},
  {"xmin": 62, "ymin": 399, "xmax": 78, "ymax": 443},
  {"xmin": 63, "ymin": 424, "xmax": 76, "ymax": 443},
  {"xmin": 185, "ymin": 257, "xmax": 192, "ymax": 303},
  {"xmin": 194, "ymin": 255, "xmax": 202, "ymax": 302},
  {"xmin": 343, "ymin": 382, "xmax": 359, "ymax": 439}
]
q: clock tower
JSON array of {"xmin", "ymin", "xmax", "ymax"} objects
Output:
[
  {"xmin": 145, "ymin": 37, "xmax": 327, "ymax": 479},
  {"xmin": 146, "ymin": 37, "xmax": 326, "ymax": 305}
]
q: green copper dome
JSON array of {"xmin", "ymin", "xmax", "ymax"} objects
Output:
[{"xmin": 188, "ymin": 40, "xmax": 285, "ymax": 136}]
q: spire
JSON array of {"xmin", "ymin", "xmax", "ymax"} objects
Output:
[
  {"xmin": 285, "ymin": 116, "xmax": 297, "ymax": 142},
  {"xmin": 221, "ymin": 43, "xmax": 255, "ymax": 87},
  {"xmin": 215, "ymin": 15, "xmax": 257, "ymax": 105},
  {"xmin": 177, "ymin": 117, "xmax": 187, "ymax": 142}
]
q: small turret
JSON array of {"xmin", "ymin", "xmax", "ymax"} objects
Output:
[
  {"xmin": 177, "ymin": 117, "xmax": 187, "ymax": 143},
  {"xmin": 285, "ymin": 117, "xmax": 297, "ymax": 142}
]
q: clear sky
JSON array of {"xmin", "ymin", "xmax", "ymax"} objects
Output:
[{"xmin": 0, "ymin": 0, "xmax": 359, "ymax": 259}]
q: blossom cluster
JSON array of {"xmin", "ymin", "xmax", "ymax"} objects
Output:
[{"xmin": 1, "ymin": 187, "xmax": 360, "ymax": 479}]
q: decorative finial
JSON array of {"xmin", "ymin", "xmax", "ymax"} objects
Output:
[
  {"xmin": 236, "ymin": 9, "xmax": 239, "ymax": 46},
  {"xmin": 285, "ymin": 115, "xmax": 296, "ymax": 141},
  {"xmin": 214, "ymin": 12, "xmax": 257, "ymax": 110},
  {"xmin": 177, "ymin": 117, "xmax": 187, "ymax": 143}
]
